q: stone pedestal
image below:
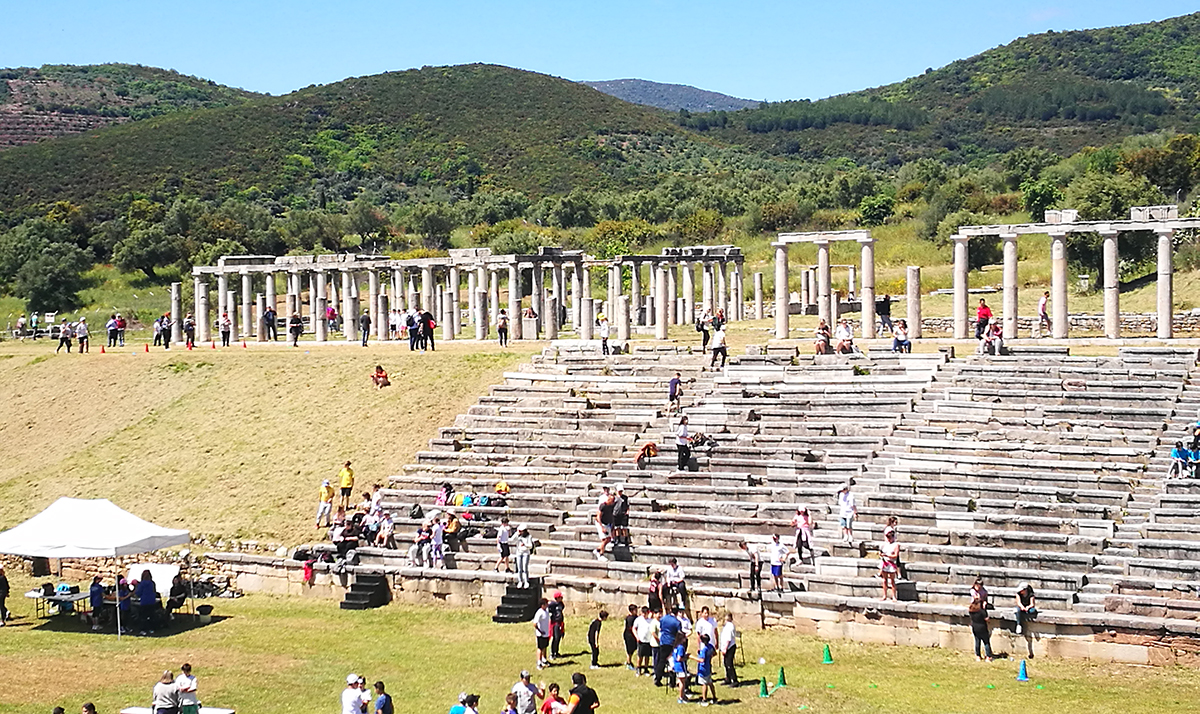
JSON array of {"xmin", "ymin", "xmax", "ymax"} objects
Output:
[{"xmin": 906, "ymin": 266, "xmax": 922, "ymax": 339}]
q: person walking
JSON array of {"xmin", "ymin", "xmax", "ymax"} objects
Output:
[
  {"xmin": 975, "ymin": 298, "xmax": 993, "ymax": 341},
  {"xmin": 533, "ymin": 598, "xmax": 551, "ymax": 670},
  {"xmin": 183, "ymin": 313, "xmax": 196, "ymax": 349},
  {"xmin": 667, "ymin": 372, "xmax": 684, "ymax": 415},
  {"xmin": 698, "ymin": 310, "xmax": 712, "ymax": 353},
  {"xmin": 593, "ymin": 487, "xmax": 615, "ymax": 560},
  {"xmin": 263, "ymin": 305, "xmax": 278, "ymax": 341},
  {"xmin": 587, "ymin": 610, "xmax": 607, "ymax": 669},
  {"xmin": 791, "ymin": 507, "xmax": 814, "ymax": 565},
  {"xmin": 515, "ymin": 524, "xmax": 534, "ymax": 589},
  {"xmin": 316, "ymin": 479, "xmax": 335, "ymax": 528},
  {"xmin": 598, "ymin": 314, "xmax": 610, "ymax": 356},
  {"xmin": 76, "ymin": 317, "xmax": 89, "ymax": 353},
  {"xmin": 175, "ymin": 664, "xmax": 199, "ymax": 714},
  {"xmin": 548, "ymin": 592, "xmax": 567, "ymax": 660},
  {"xmin": 719, "ymin": 612, "xmax": 738, "ymax": 686},
  {"xmin": 151, "ymin": 670, "xmax": 180, "ymax": 714},
  {"xmin": 359, "ymin": 309, "xmax": 372, "ymax": 347},
  {"xmin": 675, "ymin": 416, "xmax": 691, "ymax": 472},
  {"xmin": 219, "ymin": 312, "xmax": 232, "ymax": 347},
  {"xmin": 498, "ymin": 309, "xmax": 510, "ymax": 347},
  {"xmin": 709, "ymin": 326, "xmax": 728, "ymax": 368},
  {"xmin": 837, "ymin": 483, "xmax": 857, "ymax": 544},
  {"xmin": 1038, "ymin": 290, "xmax": 1051, "ymax": 337},
  {"xmin": 878, "ymin": 294, "xmax": 894, "ymax": 334},
  {"xmin": 55, "ymin": 319, "xmax": 74, "ymax": 353},
  {"xmin": 969, "ymin": 600, "xmax": 994, "ymax": 661},
  {"xmin": 289, "ymin": 312, "xmax": 303, "ymax": 347}
]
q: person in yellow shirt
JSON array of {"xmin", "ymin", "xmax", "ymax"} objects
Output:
[
  {"xmin": 338, "ymin": 461, "xmax": 355, "ymax": 510},
  {"xmin": 316, "ymin": 479, "xmax": 335, "ymax": 528}
]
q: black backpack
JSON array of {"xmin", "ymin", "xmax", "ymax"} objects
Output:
[
  {"xmin": 695, "ymin": 319, "xmax": 703, "ymax": 333},
  {"xmin": 409, "ymin": 503, "xmax": 424, "ymax": 520}
]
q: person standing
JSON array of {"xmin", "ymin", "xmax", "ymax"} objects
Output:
[
  {"xmin": 515, "ymin": 524, "xmax": 534, "ymax": 589},
  {"xmin": 767, "ymin": 534, "xmax": 790, "ymax": 593},
  {"xmin": 791, "ymin": 507, "xmax": 814, "ymax": 565},
  {"xmin": 633, "ymin": 607, "xmax": 654, "ymax": 676},
  {"xmin": 76, "ymin": 317, "xmax": 89, "ymax": 353},
  {"xmin": 511, "ymin": 671, "xmax": 544, "ymax": 714},
  {"xmin": 719, "ymin": 612, "xmax": 738, "ymax": 686},
  {"xmin": 598, "ymin": 314, "xmax": 610, "ymax": 356},
  {"xmin": 341, "ymin": 674, "xmax": 367, "ymax": 714},
  {"xmin": 588, "ymin": 610, "xmax": 608, "ymax": 669},
  {"xmin": 879, "ymin": 527, "xmax": 900, "ymax": 601},
  {"xmin": 175, "ymin": 664, "xmax": 199, "ymax": 714},
  {"xmin": 837, "ymin": 483, "xmax": 856, "ymax": 544},
  {"xmin": 655, "ymin": 607, "xmax": 681, "ymax": 687},
  {"xmin": 359, "ymin": 309, "xmax": 372, "ymax": 347},
  {"xmin": 28, "ymin": 312, "xmax": 39, "ymax": 340},
  {"xmin": 219, "ymin": 312, "xmax": 232, "ymax": 347},
  {"xmin": 1038, "ymin": 290, "xmax": 1050, "ymax": 337},
  {"xmin": 738, "ymin": 540, "xmax": 762, "ymax": 593},
  {"xmin": 421, "ymin": 308, "xmax": 436, "ymax": 352},
  {"xmin": 533, "ymin": 599, "xmax": 551, "ymax": 670},
  {"xmin": 497, "ymin": 309, "xmax": 510, "ymax": 347},
  {"xmin": 316, "ymin": 479, "xmax": 335, "ymax": 528},
  {"xmin": 55, "ymin": 319, "xmax": 74, "ymax": 353},
  {"xmin": 675, "ymin": 416, "xmax": 691, "ymax": 472},
  {"xmin": 969, "ymin": 601, "xmax": 994, "ymax": 661},
  {"xmin": 289, "ymin": 312, "xmax": 303, "ymax": 347},
  {"xmin": 183, "ymin": 313, "xmax": 196, "ymax": 349},
  {"xmin": 106, "ymin": 314, "xmax": 119, "ymax": 347},
  {"xmin": 593, "ymin": 488, "xmax": 615, "ymax": 560},
  {"xmin": 372, "ymin": 681, "xmax": 393, "ymax": 714},
  {"xmin": 975, "ymin": 298, "xmax": 993, "ymax": 341},
  {"xmin": 612, "ymin": 485, "xmax": 630, "ymax": 549},
  {"xmin": 495, "ymin": 516, "xmax": 513, "ymax": 573},
  {"xmin": 89, "ymin": 575, "xmax": 105, "ymax": 630},
  {"xmin": 692, "ymin": 633, "xmax": 718, "ymax": 706},
  {"xmin": 116, "ymin": 314, "xmax": 127, "ymax": 346},
  {"xmin": 263, "ymin": 305, "xmax": 278, "ymax": 341},
  {"xmin": 709, "ymin": 326, "xmax": 727, "ymax": 369},
  {"xmin": 337, "ymin": 461, "xmax": 355, "ymax": 511},
  {"xmin": 151, "ymin": 671, "xmax": 180, "ymax": 714},
  {"xmin": 564, "ymin": 672, "xmax": 599, "ymax": 714},
  {"xmin": 698, "ymin": 309, "xmax": 712, "ymax": 353},
  {"xmin": 0, "ymin": 564, "xmax": 8, "ymax": 625},
  {"xmin": 548, "ymin": 592, "xmax": 567, "ymax": 660},
  {"xmin": 622, "ymin": 604, "xmax": 639, "ymax": 671},
  {"xmin": 878, "ymin": 294, "xmax": 894, "ymax": 334}
]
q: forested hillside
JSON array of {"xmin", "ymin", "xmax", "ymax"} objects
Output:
[
  {"xmin": 0, "ymin": 64, "xmax": 260, "ymax": 148},
  {"xmin": 680, "ymin": 12, "xmax": 1200, "ymax": 164},
  {"xmin": 584, "ymin": 79, "xmax": 757, "ymax": 112}
]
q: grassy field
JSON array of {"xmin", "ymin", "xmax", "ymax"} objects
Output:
[{"xmin": 0, "ymin": 571, "xmax": 1198, "ymax": 714}]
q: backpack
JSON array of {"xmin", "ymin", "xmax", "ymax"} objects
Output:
[
  {"xmin": 695, "ymin": 319, "xmax": 703, "ymax": 332},
  {"xmin": 409, "ymin": 503, "xmax": 424, "ymax": 520}
]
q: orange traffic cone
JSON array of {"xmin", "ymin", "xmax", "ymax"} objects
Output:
[
  {"xmin": 144, "ymin": 344, "xmax": 149, "ymax": 353},
  {"xmin": 100, "ymin": 346, "xmax": 105, "ymax": 354},
  {"xmin": 187, "ymin": 342, "xmax": 193, "ymax": 351}
]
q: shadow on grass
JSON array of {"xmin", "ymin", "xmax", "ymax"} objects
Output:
[{"xmin": 27, "ymin": 613, "xmax": 232, "ymax": 637}]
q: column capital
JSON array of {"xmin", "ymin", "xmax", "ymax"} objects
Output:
[
  {"xmin": 770, "ymin": 242, "xmax": 788, "ymax": 249},
  {"xmin": 951, "ymin": 234, "xmax": 970, "ymax": 243},
  {"xmin": 1156, "ymin": 227, "xmax": 1176, "ymax": 237},
  {"xmin": 856, "ymin": 236, "xmax": 875, "ymax": 245},
  {"xmin": 999, "ymin": 232, "xmax": 1018, "ymax": 241}
]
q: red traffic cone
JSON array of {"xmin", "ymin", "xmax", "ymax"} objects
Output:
[
  {"xmin": 144, "ymin": 343, "xmax": 149, "ymax": 353},
  {"xmin": 242, "ymin": 340, "xmax": 247, "ymax": 348},
  {"xmin": 211, "ymin": 341, "xmax": 216, "ymax": 349},
  {"xmin": 187, "ymin": 342, "xmax": 193, "ymax": 351},
  {"xmin": 100, "ymin": 346, "xmax": 105, "ymax": 354}
]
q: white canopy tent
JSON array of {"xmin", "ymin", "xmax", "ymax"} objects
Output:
[{"xmin": 0, "ymin": 497, "xmax": 190, "ymax": 637}]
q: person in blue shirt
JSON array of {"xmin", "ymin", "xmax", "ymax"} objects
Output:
[
  {"xmin": 1169, "ymin": 441, "xmax": 1187, "ymax": 478},
  {"xmin": 692, "ymin": 633, "xmax": 718, "ymax": 705},
  {"xmin": 373, "ymin": 681, "xmax": 393, "ymax": 714},
  {"xmin": 88, "ymin": 576, "xmax": 105, "ymax": 631},
  {"xmin": 135, "ymin": 570, "xmax": 160, "ymax": 635},
  {"xmin": 655, "ymin": 608, "xmax": 682, "ymax": 687},
  {"xmin": 1189, "ymin": 447, "xmax": 1200, "ymax": 479},
  {"xmin": 116, "ymin": 578, "xmax": 132, "ymax": 635},
  {"xmin": 671, "ymin": 638, "xmax": 691, "ymax": 704}
]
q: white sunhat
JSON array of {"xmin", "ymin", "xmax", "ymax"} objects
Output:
[{"xmin": 347, "ymin": 673, "xmax": 359, "ymax": 685}]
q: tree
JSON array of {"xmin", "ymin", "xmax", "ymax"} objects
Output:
[
  {"xmin": 858, "ymin": 194, "xmax": 895, "ymax": 226},
  {"xmin": 1020, "ymin": 178, "xmax": 1064, "ymax": 222},
  {"xmin": 410, "ymin": 203, "xmax": 456, "ymax": 249},
  {"xmin": 1121, "ymin": 134, "xmax": 1200, "ymax": 197},
  {"xmin": 15, "ymin": 247, "xmax": 92, "ymax": 314},
  {"xmin": 1002, "ymin": 147, "xmax": 1059, "ymax": 190},
  {"xmin": 1066, "ymin": 172, "xmax": 1162, "ymax": 221},
  {"xmin": 112, "ymin": 226, "xmax": 186, "ymax": 279},
  {"xmin": 348, "ymin": 197, "xmax": 390, "ymax": 246},
  {"xmin": 673, "ymin": 209, "xmax": 724, "ymax": 243}
]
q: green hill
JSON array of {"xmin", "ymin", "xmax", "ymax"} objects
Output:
[
  {"xmin": 0, "ymin": 64, "xmax": 685, "ymax": 210},
  {"xmin": 682, "ymin": 12, "xmax": 1200, "ymax": 164},
  {"xmin": 583, "ymin": 78, "xmax": 758, "ymax": 112},
  {"xmin": 0, "ymin": 63, "xmax": 261, "ymax": 149}
]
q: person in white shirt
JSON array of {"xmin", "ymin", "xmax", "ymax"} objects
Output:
[
  {"xmin": 694, "ymin": 606, "xmax": 717, "ymax": 645},
  {"xmin": 633, "ymin": 606, "xmax": 654, "ymax": 676},
  {"xmin": 341, "ymin": 674, "xmax": 366, "ymax": 714},
  {"xmin": 495, "ymin": 517, "xmax": 512, "ymax": 573},
  {"xmin": 675, "ymin": 416, "xmax": 691, "ymax": 472},
  {"xmin": 719, "ymin": 613, "xmax": 739, "ymax": 686},
  {"xmin": 834, "ymin": 319, "xmax": 855, "ymax": 354},
  {"xmin": 598, "ymin": 315, "xmax": 611, "ymax": 356},
  {"xmin": 767, "ymin": 534, "xmax": 791, "ymax": 593},
  {"xmin": 152, "ymin": 671, "xmax": 179, "ymax": 714},
  {"xmin": 511, "ymin": 670, "xmax": 544, "ymax": 714},
  {"xmin": 175, "ymin": 663, "xmax": 199, "ymax": 714},
  {"xmin": 1037, "ymin": 290, "xmax": 1050, "ymax": 337},
  {"xmin": 665, "ymin": 557, "xmax": 689, "ymax": 614},
  {"xmin": 533, "ymin": 599, "xmax": 551, "ymax": 670},
  {"xmin": 838, "ymin": 483, "xmax": 857, "ymax": 543},
  {"xmin": 514, "ymin": 524, "xmax": 535, "ymax": 589},
  {"xmin": 709, "ymin": 327, "xmax": 728, "ymax": 368},
  {"xmin": 431, "ymin": 517, "xmax": 446, "ymax": 569}
]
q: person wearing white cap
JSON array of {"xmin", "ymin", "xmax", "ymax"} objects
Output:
[
  {"xmin": 342, "ymin": 674, "xmax": 367, "ymax": 714},
  {"xmin": 448, "ymin": 692, "xmax": 469, "ymax": 714},
  {"xmin": 511, "ymin": 670, "xmax": 544, "ymax": 714},
  {"xmin": 515, "ymin": 524, "xmax": 535, "ymax": 589},
  {"xmin": 316, "ymin": 479, "xmax": 335, "ymax": 528},
  {"xmin": 76, "ymin": 316, "xmax": 89, "ymax": 353}
]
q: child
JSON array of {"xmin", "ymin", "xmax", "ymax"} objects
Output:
[
  {"xmin": 1169, "ymin": 441, "xmax": 1188, "ymax": 478},
  {"xmin": 671, "ymin": 636, "xmax": 691, "ymax": 704},
  {"xmin": 501, "ymin": 692, "xmax": 518, "ymax": 714},
  {"xmin": 539, "ymin": 683, "xmax": 566, "ymax": 714},
  {"xmin": 692, "ymin": 633, "xmax": 718, "ymax": 705},
  {"xmin": 372, "ymin": 365, "xmax": 391, "ymax": 389},
  {"xmin": 588, "ymin": 610, "xmax": 608, "ymax": 669}
]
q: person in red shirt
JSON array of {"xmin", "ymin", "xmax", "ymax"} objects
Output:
[
  {"xmin": 539, "ymin": 683, "xmax": 565, "ymax": 714},
  {"xmin": 975, "ymin": 298, "xmax": 993, "ymax": 340}
]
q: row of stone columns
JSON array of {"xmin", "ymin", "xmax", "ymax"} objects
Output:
[
  {"xmin": 772, "ymin": 238, "xmax": 877, "ymax": 340},
  {"xmin": 616, "ymin": 259, "xmax": 746, "ymax": 328},
  {"xmin": 953, "ymin": 229, "xmax": 1175, "ymax": 340}
]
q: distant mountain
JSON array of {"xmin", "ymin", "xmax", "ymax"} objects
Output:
[
  {"xmin": 583, "ymin": 78, "xmax": 757, "ymax": 113},
  {"xmin": 0, "ymin": 63, "xmax": 262, "ymax": 149}
]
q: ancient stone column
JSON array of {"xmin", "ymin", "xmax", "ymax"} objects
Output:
[
  {"xmin": 192, "ymin": 276, "xmax": 203, "ymax": 335},
  {"xmin": 489, "ymin": 269, "xmax": 501, "ymax": 327},
  {"xmin": 616, "ymin": 296, "xmax": 630, "ymax": 341},
  {"xmin": 341, "ymin": 270, "xmax": 356, "ymax": 341},
  {"xmin": 227, "ymin": 289, "xmax": 239, "ymax": 342},
  {"xmin": 625, "ymin": 261, "xmax": 638, "ymax": 326},
  {"xmin": 680, "ymin": 261, "xmax": 694, "ymax": 324},
  {"xmin": 217, "ymin": 273, "xmax": 229, "ymax": 320},
  {"xmin": 716, "ymin": 261, "xmax": 727, "ymax": 318},
  {"xmin": 848, "ymin": 266, "xmax": 857, "ymax": 299},
  {"xmin": 265, "ymin": 271, "xmax": 276, "ymax": 320},
  {"xmin": 377, "ymin": 293, "xmax": 389, "ymax": 341},
  {"xmin": 1001, "ymin": 233, "xmax": 1019, "ymax": 340},
  {"xmin": 727, "ymin": 264, "xmax": 738, "ymax": 320},
  {"xmin": 1157, "ymin": 229, "xmax": 1174, "ymax": 339},
  {"xmin": 239, "ymin": 272, "xmax": 252, "ymax": 338},
  {"xmin": 509, "ymin": 264, "xmax": 524, "ymax": 340},
  {"xmin": 1102, "ymin": 230, "xmax": 1120, "ymax": 339},
  {"xmin": 655, "ymin": 266, "xmax": 670, "ymax": 340},
  {"xmin": 858, "ymin": 240, "xmax": 876, "ymax": 338},
  {"xmin": 392, "ymin": 269, "xmax": 403, "ymax": 311},
  {"xmin": 773, "ymin": 243, "xmax": 789, "ymax": 339},
  {"xmin": 800, "ymin": 269, "xmax": 810, "ymax": 310},
  {"xmin": 816, "ymin": 240, "xmax": 832, "ymax": 325},
  {"xmin": 702, "ymin": 262, "xmax": 714, "ymax": 314},
  {"xmin": 170, "ymin": 282, "xmax": 183, "ymax": 343},
  {"xmin": 552, "ymin": 264, "xmax": 564, "ymax": 326},
  {"xmin": 407, "ymin": 276, "xmax": 419, "ymax": 315},
  {"xmin": 196, "ymin": 282, "xmax": 210, "ymax": 343},
  {"xmin": 952, "ymin": 235, "xmax": 970, "ymax": 340},
  {"xmin": 315, "ymin": 272, "xmax": 328, "ymax": 342},
  {"xmin": 446, "ymin": 267, "xmax": 459, "ymax": 337},
  {"xmin": 421, "ymin": 266, "xmax": 434, "ymax": 313},
  {"xmin": 907, "ymin": 266, "xmax": 922, "ymax": 339},
  {"xmin": 581, "ymin": 297, "xmax": 594, "ymax": 341},
  {"xmin": 1050, "ymin": 232, "xmax": 1069, "ymax": 339},
  {"xmin": 547, "ymin": 297, "xmax": 559, "ymax": 340},
  {"xmin": 754, "ymin": 272, "xmax": 764, "ymax": 320},
  {"xmin": 256, "ymin": 293, "xmax": 267, "ymax": 342},
  {"xmin": 667, "ymin": 265, "xmax": 678, "ymax": 325},
  {"xmin": 531, "ymin": 263, "xmax": 544, "ymax": 335},
  {"xmin": 467, "ymin": 270, "xmax": 477, "ymax": 326},
  {"xmin": 369, "ymin": 270, "xmax": 381, "ymax": 335},
  {"xmin": 439, "ymin": 287, "xmax": 452, "ymax": 341}
]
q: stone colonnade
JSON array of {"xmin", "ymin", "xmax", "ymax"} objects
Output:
[
  {"xmin": 772, "ymin": 230, "xmax": 878, "ymax": 340},
  {"xmin": 608, "ymin": 246, "xmax": 745, "ymax": 334}
]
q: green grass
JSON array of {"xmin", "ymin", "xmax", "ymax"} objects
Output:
[{"xmin": 0, "ymin": 572, "xmax": 1198, "ymax": 713}]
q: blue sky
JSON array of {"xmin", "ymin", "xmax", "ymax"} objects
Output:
[{"xmin": 3, "ymin": 1, "xmax": 1197, "ymax": 100}]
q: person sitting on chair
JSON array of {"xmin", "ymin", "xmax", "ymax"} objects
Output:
[{"xmin": 166, "ymin": 575, "xmax": 188, "ymax": 620}]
